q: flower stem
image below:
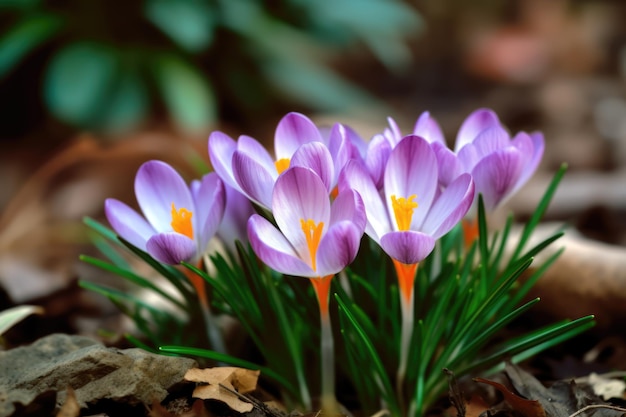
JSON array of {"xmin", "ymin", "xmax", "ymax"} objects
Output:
[{"xmin": 311, "ymin": 275, "xmax": 338, "ymax": 415}]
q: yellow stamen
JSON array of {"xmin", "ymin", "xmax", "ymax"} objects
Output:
[
  {"xmin": 275, "ymin": 158, "xmax": 291, "ymax": 174},
  {"xmin": 391, "ymin": 194, "xmax": 418, "ymax": 231},
  {"xmin": 171, "ymin": 203, "xmax": 194, "ymax": 239},
  {"xmin": 300, "ymin": 218, "xmax": 324, "ymax": 271}
]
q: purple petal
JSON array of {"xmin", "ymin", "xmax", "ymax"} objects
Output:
[
  {"xmin": 472, "ymin": 149, "xmax": 524, "ymax": 211},
  {"xmin": 135, "ymin": 160, "xmax": 194, "ymax": 234},
  {"xmin": 327, "ymin": 123, "xmax": 362, "ymax": 184},
  {"xmin": 247, "ymin": 214, "xmax": 315, "ymax": 277},
  {"xmin": 146, "ymin": 232, "xmax": 197, "ymax": 264},
  {"xmin": 384, "ymin": 135, "xmax": 438, "ymax": 229},
  {"xmin": 431, "ymin": 142, "xmax": 463, "ymax": 187},
  {"xmin": 191, "ymin": 173, "xmax": 225, "ymax": 251},
  {"xmin": 105, "ymin": 199, "xmax": 155, "ymax": 251},
  {"xmin": 290, "ymin": 141, "xmax": 334, "ymax": 192},
  {"xmin": 422, "ymin": 174, "xmax": 474, "ymax": 239},
  {"xmin": 272, "ymin": 167, "xmax": 330, "ymax": 262},
  {"xmin": 237, "ymin": 135, "xmax": 276, "ymax": 173},
  {"xmin": 413, "ymin": 111, "xmax": 445, "ymax": 144},
  {"xmin": 471, "ymin": 126, "xmax": 511, "ymax": 157},
  {"xmin": 274, "ymin": 112, "xmax": 323, "ymax": 160},
  {"xmin": 330, "ymin": 188, "xmax": 366, "ymax": 233},
  {"xmin": 384, "ymin": 117, "xmax": 403, "ymax": 146},
  {"xmin": 339, "ymin": 159, "xmax": 391, "ymax": 243},
  {"xmin": 232, "ymin": 151, "xmax": 277, "ymax": 209},
  {"xmin": 380, "ymin": 231, "xmax": 435, "ymax": 265},
  {"xmin": 316, "ymin": 221, "xmax": 363, "ymax": 276},
  {"xmin": 208, "ymin": 131, "xmax": 239, "ymax": 190},
  {"xmin": 512, "ymin": 131, "xmax": 544, "ymax": 193},
  {"xmin": 365, "ymin": 134, "xmax": 392, "ymax": 190},
  {"xmin": 455, "ymin": 108, "xmax": 501, "ymax": 152}
]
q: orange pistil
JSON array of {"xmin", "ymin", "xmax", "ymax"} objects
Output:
[
  {"xmin": 462, "ymin": 218, "xmax": 479, "ymax": 248},
  {"xmin": 275, "ymin": 158, "xmax": 291, "ymax": 174},
  {"xmin": 310, "ymin": 275, "xmax": 334, "ymax": 318},
  {"xmin": 300, "ymin": 218, "xmax": 324, "ymax": 272},
  {"xmin": 171, "ymin": 203, "xmax": 194, "ymax": 239},
  {"xmin": 391, "ymin": 194, "xmax": 418, "ymax": 231},
  {"xmin": 392, "ymin": 259, "xmax": 419, "ymax": 303},
  {"xmin": 184, "ymin": 259, "xmax": 208, "ymax": 306}
]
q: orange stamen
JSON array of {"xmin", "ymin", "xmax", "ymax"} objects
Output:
[
  {"xmin": 301, "ymin": 219, "xmax": 325, "ymax": 271},
  {"xmin": 171, "ymin": 203, "xmax": 194, "ymax": 239},
  {"xmin": 462, "ymin": 218, "xmax": 479, "ymax": 248},
  {"xmin": 392, "ymin": 259, "xmax": 418, "ymax": 303},
  {"xmin": 310, "ymin": 275, "xmax": 334, "ymax": 318},
  {"xmin": 391, "ymin": 194, "xmax": 418, "ymax": 231},
  {"xmin": 275, "ymin": 158, "xmax": 291, "ymax": 174}
]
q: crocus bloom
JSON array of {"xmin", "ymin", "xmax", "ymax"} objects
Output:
[
  {"xmin": 247, "ymin": 166, "xmax": 366, "ymax": 414},
  {"xmin": 436, "ymin": 108, "xmax": 545, "ymax": 211},
  {"xmin": 340, "ymin": 134, "xmax": 474, "ymax": 392},
  {"xmin": 105, "ymin": 160, "xmax": 226, "ymax": 265},
  {"xmin": 217, "ymin": 183, "xmax": 255, "ymax": 254},
  {"xmin": 208, "ymin": 112, "xmax": 362, "ymax": 209}
]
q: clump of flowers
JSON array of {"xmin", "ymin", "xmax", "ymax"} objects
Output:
[{"xmin": 81, "ymin": 109, "xmax": 594, "ymax": 416}]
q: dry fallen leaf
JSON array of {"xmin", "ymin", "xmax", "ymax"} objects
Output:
[
  {"xmin": 56, "ymin": 387, "xmax": 80, "ymax": 417},
  {"xmin": 474, "ymin": 377, "xmax": 547, "ymax": 417},
  {"xmin": 184, "ymin": 367, "xmax": 260, "ymax": 413}
]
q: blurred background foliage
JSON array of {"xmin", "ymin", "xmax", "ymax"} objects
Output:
[{"xmin": 0, "ymin": 0, "xmax": 422, "ymax": 138}]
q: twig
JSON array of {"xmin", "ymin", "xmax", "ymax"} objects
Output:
[
  {"xmin": 218, "ymin": 383, "xmax": 286, "ymax": 417},
  {"xmin": 568, "ymin": 404, "xmax": 626, "ymax": 417}
]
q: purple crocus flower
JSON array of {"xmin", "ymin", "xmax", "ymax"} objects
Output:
[
  {"xmin": 435, "ymin": 108, "xmax": 545, "ymax": 211},
  {"xmin": 209, "ymin": 112, "xmax": 321, "ymax": 209},
  {"xmin": 105, "ymin": 160, "xmax": 226, "ymax": 265},
  {"xmin": 247, "ymin": 166, "xmax": 366, "ymax": 279},
  {"xmin": 217, "ymin": 183, "xmax": 255, "ymax": 253}
]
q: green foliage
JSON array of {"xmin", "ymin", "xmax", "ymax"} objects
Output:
[
  {"xmin": 80, "ymin": 164, "xmax": 594, "ymax": 415},
  {"xmin": 0, "ymin": 0, "xmax": 421, "ymax": 133}
]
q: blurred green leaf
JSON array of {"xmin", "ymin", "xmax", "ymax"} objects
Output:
[
  {"xmin": 152, "ymin": 53, "xmax": 216, "ymax": 132},
  {"xmin": 0, "ymin": 0, "xmax": 41, "ymax": 10},
  {"xmin": 98, "ymin": 63, "xmax": 149, "ymax": 133},
  {"xmin": 145, "ymin": 0, "xmax": 215, "ymax": 53},
  {"xmin": 44, "ymin": 42, "xmax": 118, "ymax": 126},
  {"xmin": 0, "ymin": 14, "xmax": 62, "ymax": 79}
]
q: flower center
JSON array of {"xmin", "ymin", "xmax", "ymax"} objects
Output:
[
  {"xmin": 171, "ymin": 203, "xmax": 194, "ymax": 239},
  {"xmin": 300, "ymin": 218, "xmax": 324, "ymax": 271},
  {"xmin": 391, "ymin": 194, "xmax": 418, "ymax": 231},
  {"xmin": 275, "ymin": 158, "xmax": 291, "ymax": 174}
]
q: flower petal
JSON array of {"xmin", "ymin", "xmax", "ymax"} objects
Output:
[
  {"xmin": 512, "ymin": 131, "xmax": 544, "ymax": 194},
  {"xmin": 237, "ymin": 135, "xmax": 277, "ymax": 173},
  {"xmin": 247, "ymin": 214, "xmax": 314, "ymax": 276},
  {"xmin": 384, "ymin": 135, "xmax": 438, "ymax": 229},
  {"xmin": 365, "ymin": 134, "xmax": 392, "ymax": 190},
  {"xmin": 431, "ymin": 142, "xmax": 463, "ymax": 187},
  {"xmin": 146, "ymin": 232, "xmax": 197, "ymax": 264},
  {"xmin": 413, "ymin": 111, "xmax": 445, "ymax": 144},
  {"xmin": 135, "ymin": 160, "xmax": 194, "ymax": 233},
  {"xmin": 104, "ymin": 199, "xmax": 155, "ymax": 251},
  {"xmin": 272, "ymin": 166, "xmax": 330, "ymax": 261},
  {"xmin": 472, "ymin": 148, "xmax": 524, "ymax": 210},
  {"xmin": 422, "ymin": 173, "xmax": 474, "ymax": 239},
  {"xmin": 232, "ymin": 151, "xmax": 277, "ymax": 209},
  {"xmin": 316, "ymin": 221, "xmax": 363, "ymax": 276},
  {"xmin": 290, "ymin": 141, "xmax": 334, "ymax": 192},
  {"xmin": 339, "ymin": 159, "xmax": 391, "ymax": 243},
  {"xmin": 208, "ymin": 131, "xmax": 239, "ymax": 190},
  {"xmin": 218, "ymin": 184, "xmax": 255, "ymax": 250},
  {"xmin": 330, "ymin": 188, "xmax": 366, "ymax": 233},
  {"xmin": 191, "ymin": 173, "xmax": 225, "ymax": 251},
  {"xmin": 274, "ymin": 112, "xmax": 323, "ymax": 160},
  {"xmin": 455, "ymin": 108, "xmax": 501, "ymax": 152},
  {"xmin": 380, "ymin": 231, "xmax": 435, "ymax": 265}
]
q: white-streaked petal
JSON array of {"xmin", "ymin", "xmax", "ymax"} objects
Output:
[
  {"xmin": 274, "ymin": 112, "xmax": 323, "ymax": 160},
  {"xmin": 472, "ymin": 148, "xmax": 523, "ymax": 211},
  {"xmin": 365, "ymin": 134, "xmax": 392, "ymax": 190},
  {"xmin": 247, "ymin": 214, "xmax": 315, "ymax": 276},
  {"xmin": 316, "ymin": 221, "xmax": 363, "ymax": 276},
  {"xmin": 339, "ymin": 159, "xmax": 391, "ymax": 243},
  {"xmin": 330, "ymin": 189, "xmax": 366, "ymax": 234},
  {"xmin": 431, "ymin": 142, "xmax": 463, "ymax": 187},
  {"xmin": 191, "ymin": 173, "xmax": 225, "ymax": 251},
  {"xmin": 217, "ymin": 184, "xmax": 255, "ymax": 250},
  {"xmin": 471, "ymin": 126, "xmax": 511, "ymax": 157},
  {"xmin": 104, "ymin": 199, "xmax": 155, "ymax": 251},
  {"xmin": 512, "ymin": 131, "xmax": 544, "ymax": 194},
  {"xmin": 455, "ymin": 108, "xmax": 501, "ymax": 152},
  {"xmin": 146, "ymin": 232, "xmax": 197, "ymax": 264},
  {"xmin": 380, "ymin": 231, "xmax": 435, "ymax": 265},
  {"xmin": 232, "ymin": 151, "xmax": 277, "ymax": 209},
  {"xmin": 384, "ymin": 135, "xmax": 438, "ymax": 229},
  {"xmin": 413, "ymin": 111, "xmax": 445, "ymax": 144},
  {"xmin": 422, "ymin": 174, "xmax": 474, "ymax": 239},
  {"xmin": 135, "ymin": 160, "xmax": 194, "ymax": 233},
  {"xmin": 290, "ymin": 142, "xmax": 334, "ymax": 192},
  {"xmin": 272, "ymin": 167, "xmax": 330, "ymax": 262},
  {"xmin": 237, "ymin": 135, "xmax": 277, "ymax": 173},
  {"xmin": 208, "ymin": 131, "xmax": 239, "ymax": 190}
]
